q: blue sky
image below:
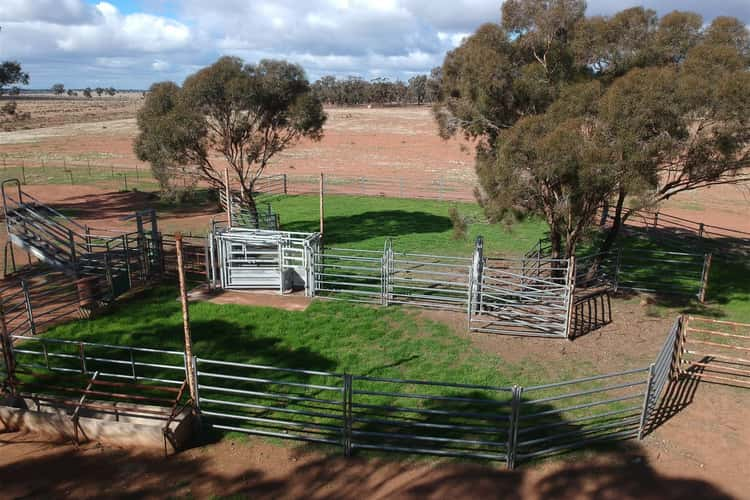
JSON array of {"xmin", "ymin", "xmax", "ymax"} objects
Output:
[{"xmin": 1, "ymin": 1, "xmax": 748, "ymax": 90}]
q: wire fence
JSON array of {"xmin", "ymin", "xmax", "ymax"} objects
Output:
[
  {"xmin": 601, "ymin": 207, "xmax": 750, "ymax": 256},
  {"xmin": 0, "ymin": 156, "xmax": 478, "ymax": 202}
]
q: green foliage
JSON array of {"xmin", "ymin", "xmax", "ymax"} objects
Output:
[
  {"xmin": 435, "ymin": 3, "xmax": 750, "ymax": 258},
  {"xmin": 0, "ymin": 60, "xmax": 28, "ymax": 94},
  {"xmin": 311, "ymin": 72, "xmax": 441, "ymax": 106},
  {"xmin": 448, "ymin": 206, "xmax": 469, "ymax": 240},
  {"xmin": 135, "ymin": 57, "xmax": 326, "ymax": 216},
  {"xmin": 51, "ymin": 83, "xmax": 65, "ymax": 95}
]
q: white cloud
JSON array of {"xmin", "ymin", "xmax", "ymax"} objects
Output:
[
  {"xmin": 0, "ymin": 0, "xmax": 98, "ymax": 25},
  {"xmin": 0, "ymin": 0, "xmax": 748, "ymax": 89},
  {"xmin": 152, "ymin": 59, "xmax": 170, "ymax": 71}
]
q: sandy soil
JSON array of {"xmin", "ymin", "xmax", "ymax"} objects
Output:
[
  {"xmin": 0, "ymin": 94, "xmax": 142, "ymax": 133},
  {"xmin": 0, "ymin": 379, "xmax": 746, "ymax": 499},
  {"xmin": 2, "ymin": 102, "xmax": 748, "ymax": 231}
]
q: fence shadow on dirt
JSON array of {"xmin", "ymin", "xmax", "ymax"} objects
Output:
[
  {"xmin": 641, "ymin": 373, "xmax": 702, "ymax": 437},
  {"xmin": 282, "ymin": 210, "xmax": 452, "ymax": 246},
  {"xmin": 570, "ymin": 290, "xmax": 613, "ymax": 339},
  {"xmin": 0, "ymin": 432, "xmax": 734, "ymax": 499}
]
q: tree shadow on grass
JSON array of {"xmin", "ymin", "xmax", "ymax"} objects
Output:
[{"xmin": 282, "ymin": 210, "xmax": 452, "ymax": 246}]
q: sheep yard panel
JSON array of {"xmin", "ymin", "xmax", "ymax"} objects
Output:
[
  {"xmin": 312, "ymin": 248, "xmax": 385, "ymax": 304},
  {"xmin": 470, "ymin": 257, "xmax": 574, "ymax": 338}
]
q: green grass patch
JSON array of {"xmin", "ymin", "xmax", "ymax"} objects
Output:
[{"xmin": 261, "ymin": 193, "xmax": 547, "ymax": 257}]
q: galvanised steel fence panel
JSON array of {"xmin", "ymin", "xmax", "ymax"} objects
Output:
[
  {"xmin": 195, "ymin": 358, "xmax": 347, "ymax": 446},
  {"xmin": 514, "ymin": 367, "xmax": 650, "ymax": 461},
  {"xmin": 0, "ymin": 317, "xmax": 691, "ymax": 467},
  {"xmin": 349, "ymin": 375, "xmax": 512, "ymax": 461},
  {"xmin": 313, "ymin": 247, "xmax": 385, "ymax": 304},
  {"xmin": 10, "ymin": 335, "xmax": 186, "ymax": 387},
  {"xmin": 607, "ymin": 248, "xmax": 707, "ymax": 298},
  {"xmin": 470, "ymin": 257, "xmax": 572, "ymax": 338},
  {"xmin": 649, "ymin": 317, "xmax": 681, "ymax": 408},
  {"xmin": 387, "ymin": 251, "xmax": 472, "ymax": 311},
  {"xmin": 574, "ymin": 246, "xmax": 708, "ymax": 300}
]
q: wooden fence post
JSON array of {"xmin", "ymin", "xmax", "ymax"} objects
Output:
[
  {"xmin": 319, "ymin": 173, "xmax": 325, "ymax": 236},
  {"xmin": 175, "ymin": 233, "xmax": 199, "ymax": 410},
  {"xmin": 698, "ymin": 253, "xmax": 712, "ymax": 303}
]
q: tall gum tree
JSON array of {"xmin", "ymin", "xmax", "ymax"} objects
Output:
[
  {"xmin": 435, "ymin": 1, "xmax": 750, "ymax": 260},
  {"xmin": 135, "ymin": 57, "xmax": 326, "ymax": 222}
]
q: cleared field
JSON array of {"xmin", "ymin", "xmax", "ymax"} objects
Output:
[{"xmin": 0, "ymin": 93, "xmax": 142, "ymax": 132}]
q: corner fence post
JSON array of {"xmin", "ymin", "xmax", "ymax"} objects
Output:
[
  {"xmin": 506, "ymin": 385, "xmax": 522, "ymax": 470},
  {"xmin": 638, "ymin": 363, "xmax": 655, "ymax": 439},
  {"xmin": 467, "ymin": 236, "xmax": 484, "ymax": 329},
  {"xmin": 563, "ymin": 255, "xmax": 576, "ymax": 340},
  {"xmin": 698, "ymin": 253, "xmax": 712, "ymax": 303},
  {"xmin": 175, "ymin": 233, "xmax": 199, "ymax": 410}
]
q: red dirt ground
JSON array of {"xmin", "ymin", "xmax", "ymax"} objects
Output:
[{"xmin": 1, "ymin": 379, "xmax": 747, "ymax": 499}]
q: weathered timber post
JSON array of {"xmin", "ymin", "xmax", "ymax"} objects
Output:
[
  {"xmin": 319, "ymin": 173, "xmax": 325, "ymax": 236},
  {"xmin": 175, "ymin": 233, "xmax": 200, "ymax": 410},
  {"xmin": 698, "ymin": 253, "xmax": 712, "ymax": 303}
]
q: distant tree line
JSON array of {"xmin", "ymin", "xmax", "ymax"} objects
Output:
[
  {"xmin": 52, "ymin": 84, "xmax": 117, "ymax": 97},
  {"xmin": 311, "ymin": 68, "xmax": 442, "ymax": 106},
  {"xmin": 0, "ymin": 26, "xmax": 29, "ymax": 120}
]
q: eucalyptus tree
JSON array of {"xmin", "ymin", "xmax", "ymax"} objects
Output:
[
  {"xmin": 135, "ymin": 56, "xmax": 326, "ymax": 220},
  {"xmin": 435, "ymin": 1, "xmax": 750, "ymax": 259}
]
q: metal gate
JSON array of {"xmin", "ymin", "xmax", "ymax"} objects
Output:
[{"xmin": 470, "ymin": 257, "xmax": 574, "ymax": 338}]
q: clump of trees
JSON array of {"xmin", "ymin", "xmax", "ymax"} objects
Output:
[
  {"xmin": 435, "ymin": 2, "xmax": 750, "ymax": 260},
  {"xmin": 0, "ymin": 26, "xmax": 30, "ymax": 123},
  {"xmin": 311, "ymin": 69, "xmax": 442, "ymax": 106},
  {"xmin": 135, "ymin": 56, "xmax": 326, "ymax": 220},
  {"xmin": 51, "ymin": 83, "xmax": 65, "ymax": 95}
]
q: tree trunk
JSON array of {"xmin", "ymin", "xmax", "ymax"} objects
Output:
[
  {"xmin": 242, "ymin": 190, "xmax": 260, "ymax": 228},
  {"xmin": 549, "ymin": 229, "xmax": 566, "ymax": 279},
  {"xmin": 584, "ymin": 189, "xmax": 627, "ymax": 284},
  {"xmin": 597, "ymin": 189, "xmax": 627, "ymax": 256}
]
